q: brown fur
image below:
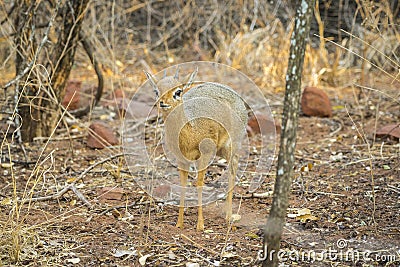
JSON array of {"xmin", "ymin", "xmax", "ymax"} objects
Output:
[{"xmin": 145, "ymin": 68, "xmax": 247, "ymax": 231}]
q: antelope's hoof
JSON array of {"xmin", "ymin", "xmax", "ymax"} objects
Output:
[
  {"xmin": 176, "ymin": 222, "xmax": 184, "ymax": 229},
  {"xmin": 196, "ymin": 222, "xmax": 204, "ymax": 231}
]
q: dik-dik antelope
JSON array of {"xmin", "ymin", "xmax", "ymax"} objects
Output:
[{"xmin": 145, "ymin": 68, "xmax": 247, "ymax": 231}]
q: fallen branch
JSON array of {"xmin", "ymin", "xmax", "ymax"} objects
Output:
[
  {"xmin": 75, "ymin": 153, "xmax": 126, "ymax": 183},
  {"xmin": 97, "ymin": 200, "xmax": 166, "ymax": 216},
  {"xmin": 22, "ymin": 184, "xmax": 91, "ymax": 207},
  {"xmin": 21, "ymin": 153, "xmax": 130, "ymax": 208}
]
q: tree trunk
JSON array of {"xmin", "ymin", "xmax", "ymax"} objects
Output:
[
  {"xmin": 262, "ymin": 0, "xmax": 315, "ymax": 266},
  {"xmin": 13, "ymin": 0, "xmax": 89, "ymax": 142}
]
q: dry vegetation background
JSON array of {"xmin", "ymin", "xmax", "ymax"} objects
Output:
[{"xmin": 0, "ymin": 0, "xmax": 399, "ymax": 266}]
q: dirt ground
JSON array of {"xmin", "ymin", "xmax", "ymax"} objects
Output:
[{"xmin": 0, "ymin": 68, "xmax": 399, "ymax": 267}]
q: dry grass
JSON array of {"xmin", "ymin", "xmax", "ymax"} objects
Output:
[{"xmin": 0, "ymin": 143, "xmax": 41, "ymax": 264}]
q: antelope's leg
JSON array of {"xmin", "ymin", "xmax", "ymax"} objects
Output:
[
  {"xmin": 226, "ymin": 154, "xmax": 238, "ymax": 223},
  {"xmin": 196, "ymin": 169, "xmax": 206, "ymax": 231},
  {"xmin": 176, "ymin": 169, "xmax": 188, "ymax": 229}
]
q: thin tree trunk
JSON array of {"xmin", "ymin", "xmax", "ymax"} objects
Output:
[
  {"xmin": 14, "ymin": 0, "xmax": 89, "ymax": 142},
  {"xmin": 262, "ymin": 0, "xmax": 315, "ymax": 266}
]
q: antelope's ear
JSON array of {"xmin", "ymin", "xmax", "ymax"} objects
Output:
[
  {"xmin": 144, "ymin": 70, "xmax": 160, "ymax": 99},
  {"xmin": 183, "ymin": 67, "xmax": 198, "ymax": 90}
]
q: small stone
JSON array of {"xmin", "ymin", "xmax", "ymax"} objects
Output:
[
  {"xmin": 301, "ymin": 86, "xmax": 332, "ymax": 117},
  {"xmin": 62, "ymin": 81, "xmax": 96, "ymax": 111},
  {"xmin": 247, "ymin": 112, "xmax": 281, "ymax": 136},
  {"xmin": 112, "ymin": 89, "xmax": 126, "ymax": 99},
  {"xmin": 375, "ymin": 124, "xmax": 400, "ymax": 140},
  {"xmin": 87, "ymin": 121, "xmax": 119, "ymax": 149},
  {"xmin": 97, "ymin": 187, "xmax": 125, "ymax": 203},
  {"xmin": 153, "ymin": 184, "xmax": 172, "ymax": 199},
  {"xmin": 62, "ymin": 80, "xmax": 82, "ymax": 110},
  {"xmin": 126, "ymin": 100, "xmax": 156, "ymax": 119}
]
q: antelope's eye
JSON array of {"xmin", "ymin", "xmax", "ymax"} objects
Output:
[{"xmin": 173, "ymin": 88, "xmax": 183, "ymax": 100}]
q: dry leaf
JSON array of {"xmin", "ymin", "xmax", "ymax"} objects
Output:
[
  {"xmin": 297, "ymin": 208, "xmax": 311, "ymax": 216},
  {"xmin": 297, "ymin": 214, "xmax": 318, "ymax": 223},
  {"xmin": 113, "ymin": 248, "xmax": 137, "ymax": 257},
  {"xmin": 300, "ymin": 163, "xmax": 313, "ymax": 172},
  {"xmin": 288, "ymin": 208, "xmax": 318, "ymax": 222},
  {"xmin": 383, "ymin": 165, "xmax": 390, "ymax": 170},
  {"xmin": 253, "ymin": 191, "xmax": 273, "ymax": 198},
  {"xmin": 66, "ymin": 258, "xmax": 80, "ymax": 264},
  {"xmin": 67, "ymin": 177, "xmax": 77, "ymax": 183},
  {"xmin": 231, "ymin": 214, "xmax": 241, "ymax": 222},
  {"xmin": 221, "ymin": 252, "xmax": 237, "ymax": 258},
  {"xmin": 139, "ymin": 254, "xmax": 152, "ymax": 265},
  {"xmin": 168, "ymin": 251, "xmax": 176, "ymax": 260},
  {"xmin": 116, "ymin": 60, "xmax": 124, "ymax": 67},
  {"xmin": 1, "ymin": 162, "xmax": 13, "ymax": 168},
  {"xmin": 245, "ymin": 232, "xmax": 259, "ymax": 239},
  {"xmin": 0, "ymin": 197, "xmax": 12, "ymax": 205}
]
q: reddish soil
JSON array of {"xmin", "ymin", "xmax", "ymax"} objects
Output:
[{"xmin": 0, "ymin": 71, "xmax": 399, "ymax": 266}]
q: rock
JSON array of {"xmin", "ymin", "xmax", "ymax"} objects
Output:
[
  {"xmin": 375, "ymin": 124, "xmax": 400, "ymax": 140},
  {"xmin": 87, "ymin": 121, "xmax": 119, "ymax": 149},
  {"xmin": 301, "ymin": 86, "xmax": 332, "ymax": 117},
  {"xmin": 62, "ymin": 80, "xmax": 96, "ymax": 111},
  {"xmin": 247, "ymin": 112, "xmax": 281, "ymax": 136},
  {"xmin": 104, "ymin": 89, "xmax": 126, "ymax": 102},
  {"xmin": 153, "ymin": 184, "xmax": 172, "ymax": 199},
  {"xmin": 62, "ymin": 80, "xmax": 82, "ymax": 110},
  {"xmin": 112, "ymin": 89, "xmax": 126, "ymax": 99},
  {"xmin": 97, "ymin": 187, "xmax": 125, "ymax": 203},
  {"xmin": 101, "ymin": 89, "xmax": 156, "ymax": 119},
  {"xmin": 125, "ymin": 100, "xmax": 156, "ymax": 119}
]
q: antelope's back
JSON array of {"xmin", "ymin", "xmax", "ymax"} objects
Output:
[{"xmin": 182, "ymin": 82, "xmax": 248, "ymax": 139}]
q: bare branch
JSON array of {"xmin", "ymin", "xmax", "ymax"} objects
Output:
[{"xmin": 3, "ymin": 0, "xmax": 62, "ymax": 91}]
